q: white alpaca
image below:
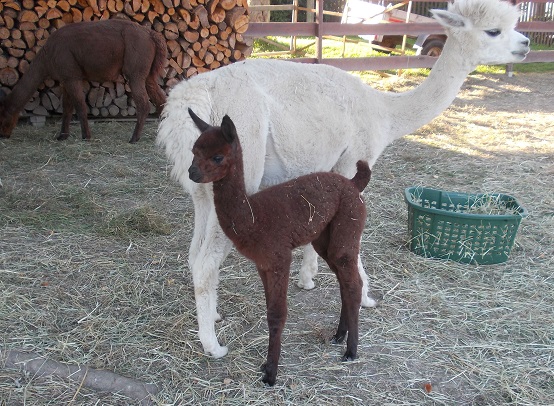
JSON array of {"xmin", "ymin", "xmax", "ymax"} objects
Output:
[{"xmin": 157, "ymin": 0, "xmax": 529, "ymax": 358}]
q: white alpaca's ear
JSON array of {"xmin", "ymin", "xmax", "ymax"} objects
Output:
[
  {"xmin": 188, "ymin": 108, "xmax": 211, "ymax": 132},
  {"xmin": 431, "ymin": 9, "xmax": 468, "ymax": 29}
]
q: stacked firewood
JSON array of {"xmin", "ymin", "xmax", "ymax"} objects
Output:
[{"xmin": 0, "ymin": 0, "xmax": 252, "ymax": 118}]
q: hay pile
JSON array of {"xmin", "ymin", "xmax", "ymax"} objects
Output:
[{"xmin": 1, "ymin": 72, "xmax": 553, "ymax": 405}]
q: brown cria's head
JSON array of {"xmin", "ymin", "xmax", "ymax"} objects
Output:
[{"xmin": 188, "ymin": 108, "xmax": 240, "ymax": 184}]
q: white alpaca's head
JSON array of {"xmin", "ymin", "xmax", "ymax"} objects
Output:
[{"xmin": 431, "ymin": 0, "xmax": 530, "ymax": 66}]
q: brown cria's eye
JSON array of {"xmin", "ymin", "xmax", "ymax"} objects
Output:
[{"xmin": 212, "ymin": 155, "xmax": 224, "ymax": 164}]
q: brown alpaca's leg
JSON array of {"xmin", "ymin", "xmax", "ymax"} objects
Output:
[
  {"xmin": 145, "ymin": 75, "xmax": 166, "ymax": 115},
  {"xmin": 257, "ymin": 259, "xmax": 290, "ymax": 386},
  {"xmin": 62, "ymin": 80, "xmax": 92, "ymax": 141},
  {"xmin": 127, "ymin": 79, "xmax": 150, "ymax": 144},
  {"xmin": 57, "ymin": 87, "xmax": 74, "ymax": 141}
]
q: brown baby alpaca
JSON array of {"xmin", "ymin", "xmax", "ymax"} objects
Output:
[{"xmin": 188, "ymin": 108, "xmax": 370, "ymax": 386}]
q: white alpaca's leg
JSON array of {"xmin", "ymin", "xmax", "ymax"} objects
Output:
[
  {"xmin": 297, "ymin": 244, "xmax": 318, "ymax": 290},
  {"xmin": 358, "ymin": 255, "xmax": 377, "ymax": 308},
  {"xmin": 189, "ymin": 194, "xmax": 233, "ymax": 358},
  {"xmin": 191, "ymin": 247, "xmax": 232, "ymax": 358},
  {"xmin": 190, "ymin": 226, "xmax": 233, "ymax": 357},
  {"xmin": 188, "ymin": 189, "xmax": 211, "ymax": 271}
]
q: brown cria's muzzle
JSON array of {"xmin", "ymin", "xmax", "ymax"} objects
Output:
[{"xmin": 188, "ymin": 165, "xmax": 203, "ymax": 183}]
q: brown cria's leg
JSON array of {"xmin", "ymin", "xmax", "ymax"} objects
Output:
[
  {"xmin": 334, "ymin": 263, "xmax": 362, "ymax": 361},
  {"xmin": 330, "ymin": 287, "xmax": 350, "ymax": 345},
  {"xmin": 257, "ymin": 256, "xmax": 291, "ymax": 386},
  {"xmin": 312, "ymin": 227, "xmax": 362, "ymax": 360},
  {"xmin": 324, "ymin": 255, "xmax": 362, "ymax": 361}
]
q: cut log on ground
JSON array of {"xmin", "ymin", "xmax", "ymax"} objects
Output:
[{"xmin": 1, "ymin": 348, "xmax": 159, "ymax": 405}]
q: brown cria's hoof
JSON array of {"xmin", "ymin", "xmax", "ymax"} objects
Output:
[
  {"xmin": 129, "ymin": 136, "xmax": 139, "ymax": 143},
  {"xmin": 260, "ymin": 362, "xmax": 277, "ymax": 386},
  {"xmin": 57, "ymin": 133, "xmax": 69, "ymax": 141},
  {"xmin": 261, "ymin": 373, "xmax": 276, "ymax": 387},
  {"xmin": 341, "ymin": 350, "xmax": 357, "ymax": 362}
]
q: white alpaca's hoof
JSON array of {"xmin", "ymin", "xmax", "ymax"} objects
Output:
[
  {"xmin": 215, "ymin": 312, "xmax": 223, "ymax": 322},
  {"xmin": 206, "ymin": 345, "xmax": 228, "ymax": 359},
  {"xmin": 297, "ymin": 278, "xmax": 315, "ymax": 290},
  {"xmin": 361, "ymin": 295, "xmax": 378, "ymax": 308}
]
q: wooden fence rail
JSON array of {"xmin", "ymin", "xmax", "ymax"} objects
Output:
[{"xmin": 245, "ymin": 0, "xmax": 554, "ymax": 71}]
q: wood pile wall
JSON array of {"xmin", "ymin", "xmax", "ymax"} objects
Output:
[{"xmin": 0, "ymin": 0, "xmax": 252, "ymax": 119}]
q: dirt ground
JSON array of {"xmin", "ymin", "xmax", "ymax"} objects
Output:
[{"xmin": 1, "ymin": 71, "xmax": 553, "ymax": 405}]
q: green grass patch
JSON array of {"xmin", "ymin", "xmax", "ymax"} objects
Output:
[{"xmin": 254, "ymin": 36, "xmax": 390, "ymax": 59}]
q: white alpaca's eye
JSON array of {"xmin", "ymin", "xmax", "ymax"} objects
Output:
[
  {"xmin": 212, "ymin": 155, "xmax": 224, "ymax": 164},
  {"xmin": 485, "ymin": 29, "xmax": 501, "ymax": 37}
]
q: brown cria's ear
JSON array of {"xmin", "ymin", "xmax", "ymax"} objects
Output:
[
  {"xmin": 221, "ymin": 115, "xmax": 237, "ymax": 144},
  {"xmin": 188, "ymin": 108, "xmax": 210, "ymax": 132}
]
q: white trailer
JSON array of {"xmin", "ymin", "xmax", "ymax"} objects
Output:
[{"xmin": 341, "ymin": 0, "xmax": 447, "ymax": 56}]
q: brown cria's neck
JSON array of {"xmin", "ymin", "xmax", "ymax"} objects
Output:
[{"xmin": 210, "ymin": 134, "xmax": 261, "ymax": 241}]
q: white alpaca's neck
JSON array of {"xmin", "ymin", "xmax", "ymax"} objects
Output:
[{"xmin": 384, "ymin": 37, "xmax": 476, "ymax": 142}]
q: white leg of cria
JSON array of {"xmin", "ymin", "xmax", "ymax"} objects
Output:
[
  {"xmin": 297, "ymin": 244, "xmax": 319, "ymax": 290},
  {"xmin": 358, "ymin": 255, "xmax": 377, "ymax": 308}
]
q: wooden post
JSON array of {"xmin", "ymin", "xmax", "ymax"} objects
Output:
[
  {"xmin": 315, "ymin": 0, "xmax": 323, "ymax": 63},
  {"xmin": 290, "ymin": 0, "xmax": 298, "ymax": 53},
  {"xmin": 306, "ymin": 0, "xmax": 314, "ymax": 23},
  {"xmin": 399, "ymin": 0, "xmax": 413, "ymax": 75},
  {"xmin": 506, "ymin": 63, "xmax": 514, "ymax": 77},
  {"xmin": 400, "ymin": 1, "xmax": 412, "ymax": 55}
]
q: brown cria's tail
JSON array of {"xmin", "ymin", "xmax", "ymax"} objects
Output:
[{"xmin": 351, "ymin": 160, "xmax": 371, "ymax": 192}]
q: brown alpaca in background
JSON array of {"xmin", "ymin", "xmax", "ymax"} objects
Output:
[
  {"xmin": 188, "ymin": 108, "xmax": 370, "ymax": 386},
  {"xmin": 0, "ymin": 19, "xmax": 167, "ymax": 143}
]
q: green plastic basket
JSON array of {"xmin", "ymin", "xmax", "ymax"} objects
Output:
[{"xmin": 404, "ymin": 187, "xmax": 527, "ymax": 265}]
